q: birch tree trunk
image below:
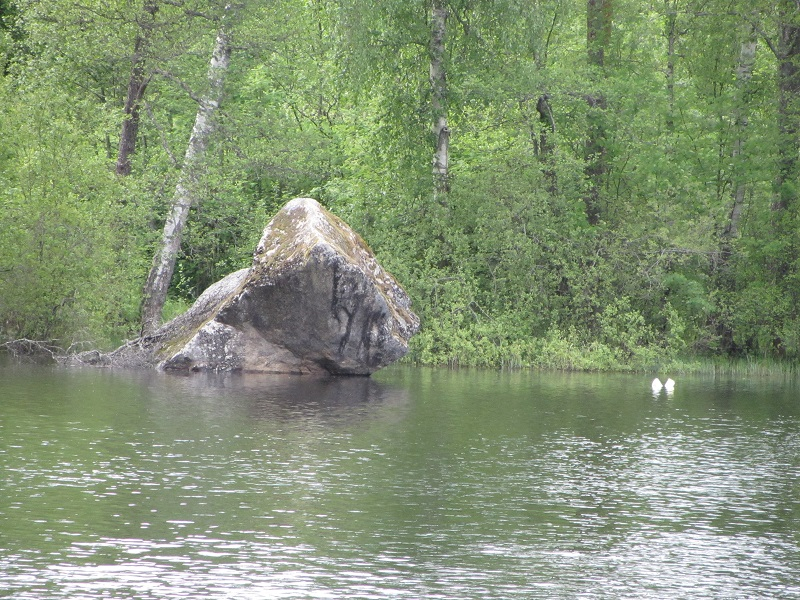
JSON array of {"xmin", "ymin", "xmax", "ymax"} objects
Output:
[
  {"xmin": 116, "ymin": 0, "xmax": 159, "ymax": 176},
  {"xmin": 140, "ymin": 16, "xmax": 232, "ymax": 336},
  {"xmin": 430, "ymin": 0, "xmax": 450, "ymax": 199}
]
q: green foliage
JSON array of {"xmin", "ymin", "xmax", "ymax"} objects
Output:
[
  {"xmin": 0, "ymin": 84, "xmax": 147, "ymax": 347},
  {"xmin": 0, "ymin": 0, "xmax": 798, "ymax": 370}
]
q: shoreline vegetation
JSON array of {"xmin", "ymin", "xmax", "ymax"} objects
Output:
[
  {"xmin": 401, "ymin": 339, "xmax": 800, "ymax": 377},
  {"xmin": 404, "ymin": 354, "xmax": 800, "ymax": 378},
  {"xmin": 2, "ymin": 3, "xmax": 800, "ymax": 372},
  {"xmin": 2, "ymin": 338, "xmax": 797, "ymax": 378}
]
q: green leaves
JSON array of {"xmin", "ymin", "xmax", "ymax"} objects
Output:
[
  {"xmin": 0, "ymin": 0, "xmax": 798, "ymax": 364},
  {"xmin": 0, "ymin": 83, "xmax": 144, "ymax": 345}
]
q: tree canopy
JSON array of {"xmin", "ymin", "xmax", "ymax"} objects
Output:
[{"xmin": 1, "ymin": 0, "xmax": 799, "ymax": 369}]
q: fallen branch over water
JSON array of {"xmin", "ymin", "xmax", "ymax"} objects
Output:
[
  {"xmin": 2, "ymin": 338, "xmax": 61, "ymax": 359},
  {"xmin": 2, "ymin": 338, "xmax": 96, "ymax": 361}
]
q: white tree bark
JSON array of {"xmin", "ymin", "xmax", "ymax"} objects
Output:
[
  {"xmin": 140, "ymin": 14, "xmax": 232, "ymax": 336},
  {"xmin": 430, "ymin": 0, "xmax": 450, "ymax": 198}
]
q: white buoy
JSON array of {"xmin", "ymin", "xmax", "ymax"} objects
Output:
[
  {"xmin": 651, "ymin": 377, "xmax": 663, "ymax": 392},
  {"xmin": 664, "ymin": 378, "xmax": 675, "ymax": 392}
]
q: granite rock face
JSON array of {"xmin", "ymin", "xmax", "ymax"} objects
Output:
[{"xmin": 109, "ymin": 198, "xmax": 419, "ymax": 375}]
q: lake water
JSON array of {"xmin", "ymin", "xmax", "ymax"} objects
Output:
[{"xmin": 1, "ymin": 362, "xmax": 799, "ymax": 599}]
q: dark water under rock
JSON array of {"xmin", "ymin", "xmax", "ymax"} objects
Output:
[{"xmin": 2, "ymin": 363, "xmax": 799, "ymax": 598}]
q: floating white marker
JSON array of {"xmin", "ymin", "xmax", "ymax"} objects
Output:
[
  {"xmin": 651, "ymin": 378, "xmax": 663, "ymax": 392},
  {"xmin": 664, "ymin": 378, "xmax": 675, "ymax": 392}
]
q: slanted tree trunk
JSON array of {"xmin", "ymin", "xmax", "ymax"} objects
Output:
[
  {"xmin": 140, "ymin": 17, "xmax": 232, "ymax": 336},
  {"xmin": 116, "ymin": 0, "xmax": 158, "ymax": 176},
  {"xmin": 584, "ymin": 0, "xmax": 612, "ymax": 225},
  {"xmin": 776, "ymin": 1, "xmax": 800, "ymax": 211},
  {"xmin": 430, "ymin": 0, "xmax": 450, "ymax": 198}
]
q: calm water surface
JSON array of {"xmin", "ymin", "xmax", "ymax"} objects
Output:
[{"xmin": 1, "ymin": 362, "xmax": 799, "ymax": 599}]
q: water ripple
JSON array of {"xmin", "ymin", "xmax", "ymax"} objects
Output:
[{"xmin": 2, "ymin": 367, "xmax": 800, "ymax": 598}]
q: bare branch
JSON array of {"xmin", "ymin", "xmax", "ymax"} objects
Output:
[
  {"xmin": 152, "ymin": 68, "xmax": 203, "ymax": 104},
  {"xmin": 144, "ymin": 101, "xmax": 179, "ymax": 167},
  {"xmin": 2, "ymin": 338, "xmax": 60, "ymax": 358},
  {"xmin": 745, "ymin": 17, "xmax": 781, "ymax": 59}
]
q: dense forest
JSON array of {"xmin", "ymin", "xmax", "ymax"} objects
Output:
[{"xmin": 1, "ymin": 0, "xmax": 799, "ymax": 370}]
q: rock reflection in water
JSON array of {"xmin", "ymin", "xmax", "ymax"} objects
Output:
[{"xmin": 150, "ymin": 370, "xmax": 411, "ymax": 425}]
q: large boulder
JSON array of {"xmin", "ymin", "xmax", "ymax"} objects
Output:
[{"xmin": 95, "ymin": 198, "xmax": 419, "ymax": 375}]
